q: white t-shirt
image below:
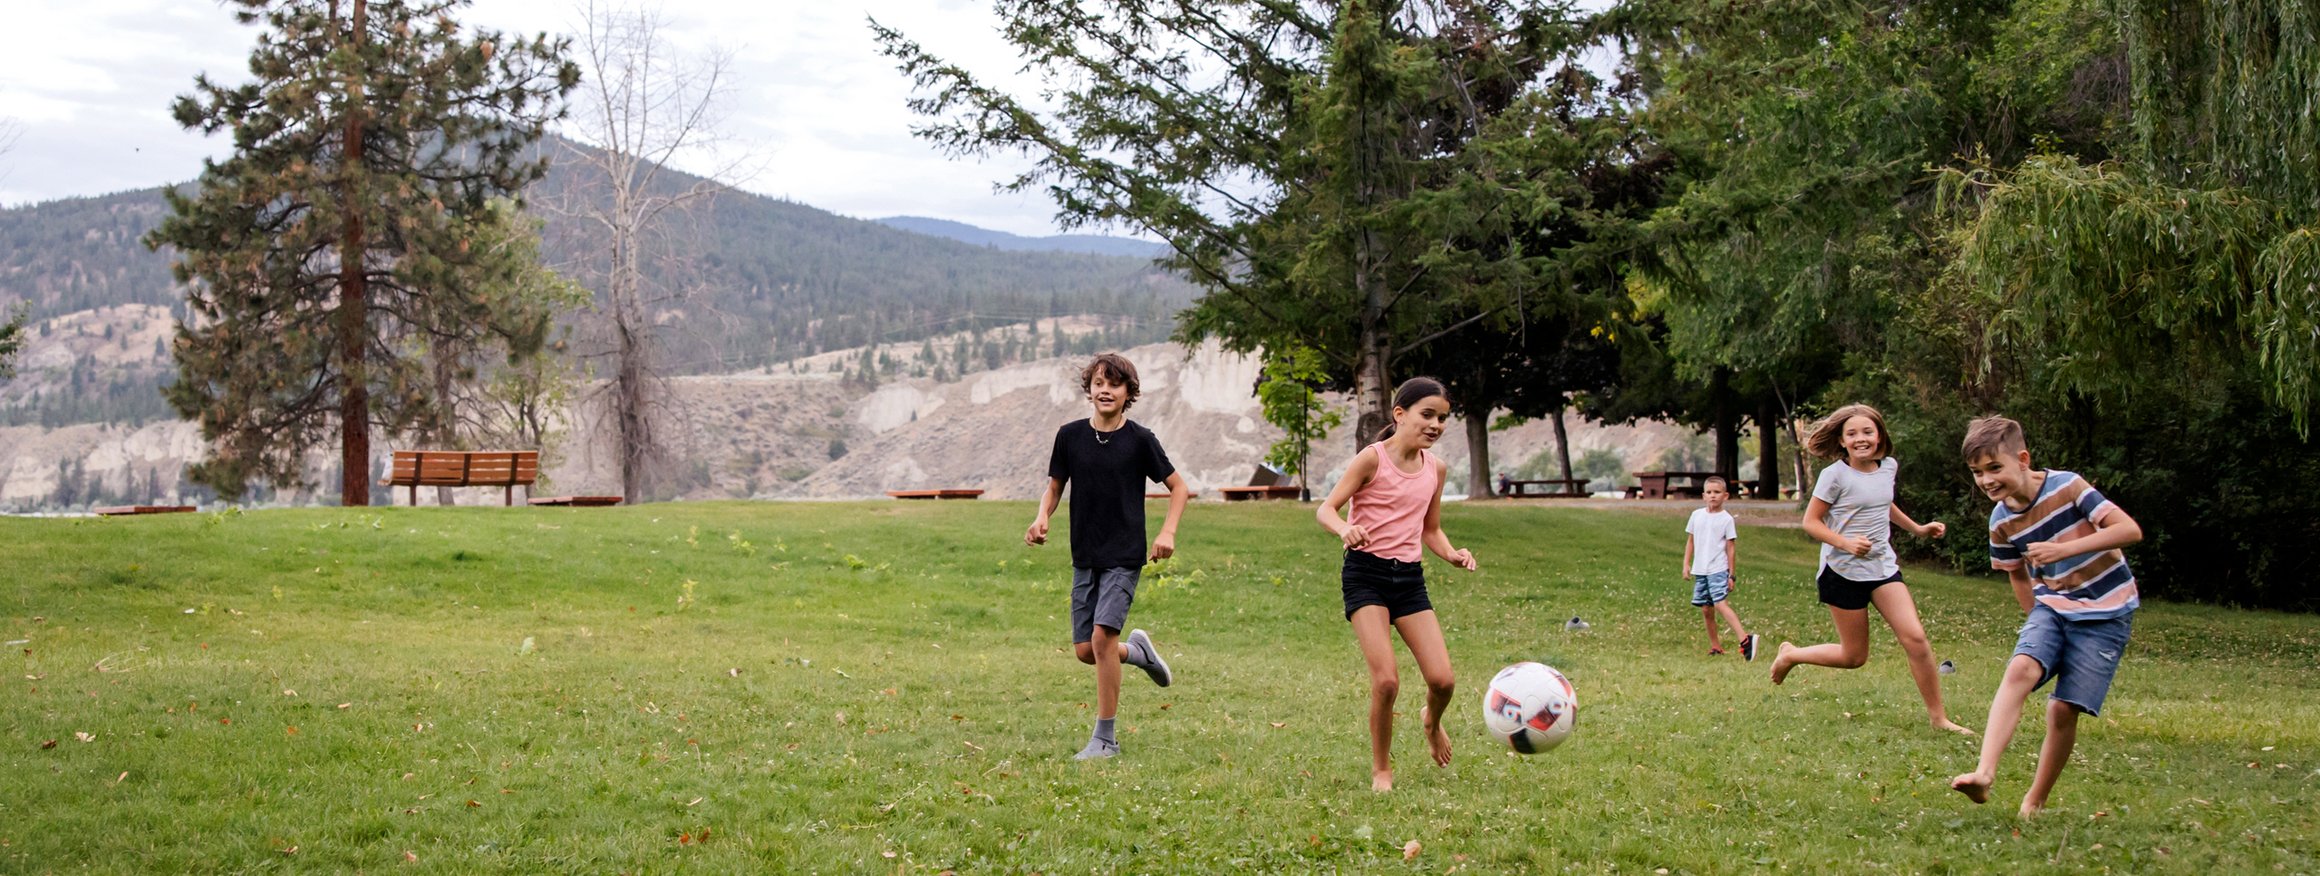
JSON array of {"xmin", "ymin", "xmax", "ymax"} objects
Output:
[
  {"xmin": 1812, "ymin": 456, "xmax": 1900, "ymax": 580},
  {"xmin": 1685, "ymin": 508, "xmax": 1737, "ymax": 575}
]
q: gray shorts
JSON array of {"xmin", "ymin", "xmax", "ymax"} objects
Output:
[
  {"xmin": 2014, "ymin": 605, "xmax": 2133, "ymax": 716},
  {"xmin": 1071, "ymin": 566, "xmax": 1141, "ymax": 643}
]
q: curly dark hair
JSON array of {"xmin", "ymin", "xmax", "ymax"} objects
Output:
[{"xmin": 1079, "ymin": 353, "xmax": 1141, "ymax": 411}]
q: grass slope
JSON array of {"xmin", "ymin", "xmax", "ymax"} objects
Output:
[{"xmin": 2, "ymin": 502, "xmax": 2314, "ymax": 873}]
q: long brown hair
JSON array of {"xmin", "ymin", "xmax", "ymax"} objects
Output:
[
  {"xmin": 1377, "ymin": 377, "xmax": 1448, "ymax": 441},
  {"xmin": 1807, "ymin": 403, "xmax": 1892, "ymax": 460},
  {"xmin": 1078, "ymin": 353, "xmax": 1141, "ymax": 411}
]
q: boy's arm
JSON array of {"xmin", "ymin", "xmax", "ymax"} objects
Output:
[
  {"xmin": 1724, "ymin": 535, "xmax": 1738, "ymax": 587},
  {"xmin": 2024, "ymin": 505, "xmax": 2145, "ymax": 565},
  {"xmin": 2006, "ymin": 566, "xmax": 2036, "ymax": 613},
  {"xmin": 1150, "ymin": 472, "xmax": 1190, "ymax": 560},
  {"xmin": 1680, "ymin": 534, "xmax": 1694, "ymax": 579},
  {"xmin": 1026, "ymin": 477, "xmax": 1065, "ymax": 546}
]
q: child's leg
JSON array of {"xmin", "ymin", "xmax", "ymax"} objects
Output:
[
  {"xmin": 1770, "ymin": 606, "xmax": 1870, "ymax": 684},
  {"xmin": 1391, "ymin": 609, "xmax": 1455, "ymax": 768},
  {"xmin": 1951, "ymin": 654, "xmax": 2046, "ymax": 802},
  {"xmin": 1349, "ymin": 605, "xmax": 1401, "ymax": 792},
  {"xmin": 1701, "ymin": 605, "xmax": 1725, "ymax": 651},
  {"xmin": 1869, "ymin": 583, "xmax": 1971, "ymax": 734},
  {"xmin": 1091, "ymin": 624, "xmax": 1124, "ymax": 719},
  {"xmin": 2021, "ymin": 699, "xmax": 2080, "ymax": 816},
  {"xmin": 1713, "ymin": 601, "xmax": 1748, "ymax": 641}
]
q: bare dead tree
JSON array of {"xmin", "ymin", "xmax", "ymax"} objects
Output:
[{"xmin": 552, "ymin": 1, "xmax": 741, "ymax": 504}]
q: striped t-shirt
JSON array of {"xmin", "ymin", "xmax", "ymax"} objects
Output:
[{"xmin": 1987, "ymin": 470, "xmax": 2138, "ymax": 620}]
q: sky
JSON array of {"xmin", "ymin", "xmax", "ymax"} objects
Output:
[{"xmin": 0, "ymin": 0, "xmax": 1079, "ymax": 237}]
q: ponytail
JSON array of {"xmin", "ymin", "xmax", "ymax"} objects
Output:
[{"xmin": 1377, "ymin": 376, "xmax": 1449, "ymax": 441}]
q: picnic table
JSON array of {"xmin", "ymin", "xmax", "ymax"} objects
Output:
[
  {"xmin": 1501, "ymin": 478, "xmax": 1590, "ymax": 498},
  {"xmin": 94, "ymin": 505, "xmax": 196, "ymax": 516},
  {"xmin": 528, "ymin": 496, "xmax": 623, "ymax": 507},
  {"xmin": 382, "ymin": 450, "xmax": 538, "ymax": 506},
  {"xmin": 1631, "ymin": 470, "xmax": 1718, "ymax": 500},
  {"xmin": 1218, "ymin": 485, "xmax": 1301, "ymax": 501},
  {"xmin": 886, "ymin": 489, "xmax": 985, "ymax": 500}
]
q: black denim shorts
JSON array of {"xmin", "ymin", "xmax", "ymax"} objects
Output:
[{"xmin": 1342, "ymin": 549, "xmax": 1433, "ymax": 620}]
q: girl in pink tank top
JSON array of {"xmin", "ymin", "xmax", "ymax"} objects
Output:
[{"xmin": 1316, "ymin": 377, "xmax": 1479, "ymax": 793}]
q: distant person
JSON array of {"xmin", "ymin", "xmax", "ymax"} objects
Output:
[
  {"xmin": 1316, "ymin": 377, "xmax": 1479, "ymax": 792},
  {"xmin": 1682, "ymin": 476, "xmax": 1757, "ymax": 659},
  {"xmin": 1496, "ymin": 471, "xmax": 1512, "ymax": 496},
  {"xmin": 1025, "ymin": 352, "xmax": 1192, "ymax": 760},
  {"xmin": 1770, "ymin": 403, "xmax": 1972, "ymax": 735},
  {"xmin": 1949, "ymin": 416, "xmax": 2143, "ymax": 816}
]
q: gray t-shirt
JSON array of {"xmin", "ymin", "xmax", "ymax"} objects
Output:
[{"xmin": 1812, "ymin": 457, "xmax": 1899, "ymax": 580}]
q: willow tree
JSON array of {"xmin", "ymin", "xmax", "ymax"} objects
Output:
[
  {"xmin": 876, "ymin": 0, "xmax": 1590, "ymax": 447},
  {"xmin": 148, "ymin": 0, "xmax": 578, "ymax": 503}
]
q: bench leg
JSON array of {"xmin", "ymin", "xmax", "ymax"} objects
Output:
[
  {"xmin": 408, "ymin": 484, "xmax": 417, "ymax": 507},
  {"xmin": 505, "ymin": 484, "xmax": 513, "ymax": 507}
]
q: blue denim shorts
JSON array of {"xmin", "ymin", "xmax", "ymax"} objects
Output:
[
  {"xmin": 1071, "ymin": 566, "xmax": 1140, "ymax": 644},
  {"xmin": 1690, "ymin": 571, "xmax": 1731, "ymax": 606},
  {"xmin": 2014, "ymin": 605, "xmax": 2133, "ymax": 716}
]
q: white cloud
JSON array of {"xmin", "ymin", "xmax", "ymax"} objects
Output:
[{"xmin": 0, "ymin": 0, "xmax": 1089, "ymax": 237}]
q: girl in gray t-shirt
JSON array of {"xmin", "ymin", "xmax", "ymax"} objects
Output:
[{"xmin": 1768, "ymin": 404, "xmax": 1972, "ymax": 736}]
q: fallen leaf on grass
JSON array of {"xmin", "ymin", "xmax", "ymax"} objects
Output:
[
  {"xmin": 1270, "ymin": 722, "xmax": 1286, "ymax": 729},
  {"xmin": 284, "ymin": 726, "xmax": 298, "ymax": 736},
  {"xmin": 39, "ymin": 740, "xmax": 56, "ymax": 750},
  {"xmin": 337, "ymin": 703, "xmax": 351, "ymax": 710},
  {"xmin": 278, "ymin": 845, "xmax": 297, "ymax": 856},
  {"xmin": 686, "ymin": 797, "xmax": 703, "ymax": 807},
  {"xmin": 465, "ymin": 800, "xmax": 481, "ymax": 808},
  {"xmin": 1403, "ymin": 840, "xmax": 1421, "ymax": 860},
  {"xmin": 882, "ymin": 851, "xmax": 897, "ymax": 859},
  {"xmin": 73, "ymin": 732, "xmax": 94, "ymax": 743},
  {"xmin": 961, "ymin": 740, "xmax": 983, "ymax": 751},
  {"xmin": 109, "ymin": 771, "xmax": 127, "ymax": 786},
  {"xmin": 727, "ymin": 668, "xmax": 740, "ymax": 678},
  {"xmin": 403, "ymin": 850, "xmax": 418, "ymax": 862}
]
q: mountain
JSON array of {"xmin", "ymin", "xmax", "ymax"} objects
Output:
[{"xmin": 872, "ymin": 216, "xmax": 1169, "ymax": 259}]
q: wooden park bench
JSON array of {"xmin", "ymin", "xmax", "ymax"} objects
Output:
[
  {"xmin": 382, "ymin": 450, "xmax": 538, "ymax": 506},
  {"xmin": 94, "ymin": 505, "xmax": 196, "ymax": 516},
  {"xmin": 1219, "ymin": 462, "xmax": 1301, "ymax": 501},
  {"xmin": 1631, "ymin": 470, "xmax": 1719, "ymax": 500},
  {"xmin": 886, "ymin": 489, "xmax": 985, "ymax": 500},
  {"xmin": 1501, "ymin": 478, "xmax": 1591, "ymax": 498}
]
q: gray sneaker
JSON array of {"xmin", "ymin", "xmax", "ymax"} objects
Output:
[
  {"xmin": 1127, "ymin": 629, "xmax": 1172, "ymax": 687},
  {"xmin": 1072, "ymin": 738, "xmax": 1119, "ymax": 760}
]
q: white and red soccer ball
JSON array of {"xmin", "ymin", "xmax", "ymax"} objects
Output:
[{"xmin": 1482, "ymin": 662, "xmax": 1577, "ymax": 754}]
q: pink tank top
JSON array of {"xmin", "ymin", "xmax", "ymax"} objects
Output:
[{"xmin": 1349, "ymin": 442, "xmax": 1439, "ymax": 563}]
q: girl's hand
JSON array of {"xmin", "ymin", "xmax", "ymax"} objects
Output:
[
  {"xmin": 1449, "ymin": 548, "xmax": 1477, "ymax": 571},
  {"xmin": 1340, "ymin": 524, "xmax": 1370, "ymax": 550},
  {"xmin": 1845, "ymin": 535, "xmax": 1874, "ymax": 557},
  {"xmin": 1919, "ymin": 521, "xmax": 1947, "ymax": 539}
]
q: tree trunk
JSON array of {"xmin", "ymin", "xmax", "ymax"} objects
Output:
[
  {"xmin": 1712, "ymin": 369, "xmax": 1740, "ymax": 480},
  {"xmin": 1464, "ymin": 410, "xmax": 1491, "ymax": 499},
  {"xmin": 1352, "ymin": 308, "xmax": 1393, "ymax": 454},
  {"xmin": 1552, "ymin": 405, "xmax": 1573, "ymax": 481},
  {"xmin": 1755, "ymin": 395, "xmax": 1781, "ymax": 500},
  {"xmin": 335, "ymin": 0, "xmax": 371, "ymax": 508},
  {"xmin": 432, "ymin": 345, "xmax": 456, "ymax": 507}
]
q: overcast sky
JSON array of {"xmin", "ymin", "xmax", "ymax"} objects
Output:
[{"xmin": 0, "ymin": 0, "xmax": 1081, "ymax": 236}]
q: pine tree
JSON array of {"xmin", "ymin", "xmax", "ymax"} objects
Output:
[{"xmin": 147, "ymin": 0, "xmax": 578, "ymax": 503}]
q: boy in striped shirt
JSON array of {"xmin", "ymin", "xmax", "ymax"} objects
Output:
[{"xmin": 1949, "ymin": 416, "xmax": 2144, "ymax": 816}]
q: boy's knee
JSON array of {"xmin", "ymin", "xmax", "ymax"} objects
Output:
[
  {"xmin": 1074, "ymin": 643, "xmax": 1097, "ymax": 664},
  {"xmin": 2005, "ymin": 655, "xmax": 2044, "ymax": 685}
]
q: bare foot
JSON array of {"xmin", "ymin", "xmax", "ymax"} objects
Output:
[
  {"xmin": 2018, "ymin": 798, "xmax": 2046, "ymax": 819},
  {"xmin": 1420, "ymin": 707, "xmax": 1452, "ymax": 767},
  {"xmin": 1769, "ymin": 642, "xmax": 1797, "ymax": 685},
  {"xmin": 1933, "ymin": 719, "xmax": 1976, "ymax": 736},
  {"xmin": 1371, "ymin": 769, "xmax": 1394, "ymax": 793},
  {"xmin": 1950, "ymin": 772, "xmax": 1992, "ymax": 804}
]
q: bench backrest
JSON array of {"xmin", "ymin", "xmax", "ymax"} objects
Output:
[{"xmin": 387, "ymin": 450, "xmax": 539, "ymax": 487}]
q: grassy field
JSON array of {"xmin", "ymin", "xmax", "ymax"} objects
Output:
[{"xmin": 2, "ymin": 500, "xmax": 2314, "ymax": 873}]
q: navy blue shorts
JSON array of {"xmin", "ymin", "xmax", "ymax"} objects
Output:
[
  {"xmin": 1817, "ymin": 565, "xmax": 1903, "ymax": 611},
  {"xmin": 1342, "ymin": 549, "xmax": 1433, "ymax": 620},
  {"xmin": 2014, "ymin": 605, "xmax": 2133, "ymax": 716}
]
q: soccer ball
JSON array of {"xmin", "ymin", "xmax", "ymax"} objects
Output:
[{"xmin": 1482, "ymin": 662, "xmax": 1577, "ymax": 754}]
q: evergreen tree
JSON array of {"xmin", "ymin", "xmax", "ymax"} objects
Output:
[{"xmin": 146, "ymin": 0, "xmax": 578, "ymax": 503}]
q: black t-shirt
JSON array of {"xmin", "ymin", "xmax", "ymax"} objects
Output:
[{"xmin": 1047, "ymin": 418, "xmax": 1177, "ymax": 569}]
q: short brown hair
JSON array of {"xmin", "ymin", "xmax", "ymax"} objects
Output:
[
  {"xmin": 1703, "ymin": 475, "xmax": 1728, "ymax": 491},
  {"xmin": 1960, "ymin": 416, "xmax": 2027, "ymax": 462},
  {"xmin": 1079, "ymin": 353, "xmax": 1141, "ymax": 411},
  {"xmin": 1807, "ymin": 403, "xmax": 1892, "ymax": 460}
]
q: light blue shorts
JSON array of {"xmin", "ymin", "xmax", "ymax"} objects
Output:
[
  {"xmin": 2014, "ymin": 605, "xmax": 2133, "ymax": 716},
  {"xmin": 1690, "ymin": 571, "xmax": 1731, "ymax": 606}
]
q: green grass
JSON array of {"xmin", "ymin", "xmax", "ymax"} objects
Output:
[{"xmin": 2, "ymin": 501, "xmax": 2314, "ymax": 873}]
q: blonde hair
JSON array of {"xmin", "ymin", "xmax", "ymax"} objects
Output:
[{"xmin": 1807, "ymin": 403, "xmax": 1892, "ymax": 460}]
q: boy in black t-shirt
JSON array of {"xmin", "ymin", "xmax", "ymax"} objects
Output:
[{"xmin": 1026, "ymin": 353, "xmax": 1192, "ymax": 760}]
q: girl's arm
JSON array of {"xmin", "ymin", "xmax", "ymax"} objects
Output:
[
  {"xmin": 1316, "ymin": 449, "xmax": 1378, "ymax": 549},
  {"xmin": 1026, "ymin": 477, "xmax": 1065, "ymax": 546},
  {"xmin": 1889, "ymin": 503, "xmax": 1946, "ymax": 539},
  {"xmin": 1802, "ymin": 497, "xmax": 1872, "ymax": 557},
  {"xmin": 1421, "ymin": 458, "xmax": 1477, "ymax": 570}
]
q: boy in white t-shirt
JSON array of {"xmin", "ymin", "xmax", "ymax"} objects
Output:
[{"xmin": 1682, "ymin": 476, "xmax": 1757, "ymax": 659}]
